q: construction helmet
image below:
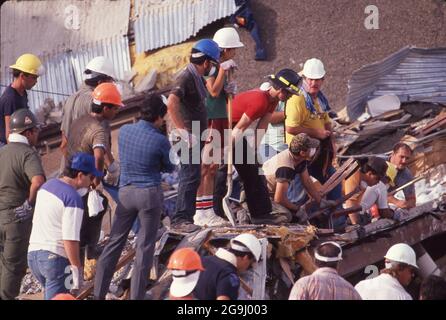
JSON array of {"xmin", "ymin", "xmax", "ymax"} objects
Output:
[
  {"xmin": 51, "ymin": 293, "xmax": 76, "ymax": 300},
  {"xmin": 301, "ymin": 58, "xmax": 326, "ymax": 79},
  {"xmin": 315, "ymin": 241, "xmax": 343, "ymax": 262},
  {"xmin": 230, "ymin": 233, "xmax": 262, "ymax": 262},
  {"xmin": 192, "ymin": 39, "xmax": 221, "ymax": 63},
  {"xmin": 92, "ymin": 82, "xmax": 123, "ymax": 107},
  {"xmin": 9, "ymin": 53, "xmax": 45, "ymax": 76},
  {"xmin": 386, "ymin": 161, "xmax": 397, "ymax": 186},
  {"xmin": 268, "ymin": 68, "xmax": 302, "ymax": 95},
  {"xmin": 9, "ymin": 108, "xmax": 39, "ymax": 133},
  {"xmin": 167, "ymin": 248, "xmax": 205, "ymax": 271},
  {"xmin": 384, "ymin": 243, "xmax": 418, "ymax": 269},
  {"xmin": 85, "ymin": 56, "xmax": 116, "ymax": 79},
  {"xmin": 213, "ymin": 27, "xmax": 244, "ymax": 48}
]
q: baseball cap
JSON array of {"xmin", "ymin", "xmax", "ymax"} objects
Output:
[
  {"xmin": 289, "ymin": 133, "xmax": 320, "ymax": 154},
  {"xmin": 170, "ymin": 270, "xmax": 201, "ymax": 298},
  {"xmin": 70, "ymin": 153, "xmax": 104, "ymax": 177}
]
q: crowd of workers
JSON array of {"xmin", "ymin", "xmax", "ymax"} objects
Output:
[{"xmin": 0, "ymin": 25, "xmax": 444, "ymax": 301}]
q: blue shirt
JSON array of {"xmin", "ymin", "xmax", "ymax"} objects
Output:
[{"xmin": 118, "ymin": 120, "xmax": 175, "ymax": 188}]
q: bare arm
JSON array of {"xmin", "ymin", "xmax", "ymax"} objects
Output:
[
  {"xmin": 167, "ymin": 94, "xmax": 186, "ymax": 130},
  {"xmin": 286, "ymin": 125, "xmax": 330, "ymax": 140},
  {"xmin": 60, "ymin": 132, "xmax": 68, "ymax": 157},
  {"xmin": 217, "ymin": 295, "xmax": 231, "ymax": 300},
  {"xmin": 256, "ymin": 113, "xmax": 273, "ymax": 146},
  {"xmin": 388, "ymin": 195, "xmax": 416, "ymax": 209},
  {"xmin": 205, "ymin": 69, "xmax": 226, "ymax": 97},
  {"xmin": 93, "ymin": 147, "xmax": 105, "ymax": 187},
  {"xmin": 64, "ymin": 240, "xmax": 81, "ymax": 268},
  {"xmin": 270, "ymin": 111, "xmax": 285, "ymax": 124},
  {"xmin": 300, "ymin": 169, "xmax": 322, "ymax": 203},
  {"xmin": 274, "ymin": 181, "xmax": 299, "ymax": 212},
  {"xmin": 104, "ymin": 149, "xmax": 115, "ymax": 168},
  {"xmin": 28, "ymin": 175, "xmax": 45, "ymax": 205},
  {"xmin": 5, "ymin": 115, "xmax": 10, "ymax": 142}
]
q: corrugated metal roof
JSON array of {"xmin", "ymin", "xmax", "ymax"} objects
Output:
[
  {"xmin": 133, "ymin": 0, "xmax": 237, "ymax": 53},
  {"xmin": 1, "ymin": 0, "xmax": 131, "ymax": 112},
  {"xmin": 346, "ymin": 47, "xmax": 446, "ymax": 120}
]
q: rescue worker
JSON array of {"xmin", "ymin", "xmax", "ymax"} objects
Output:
[
  {"xmin": 59, "ymin": 56, "xmax": 116, "ymax": 167},
  {"xmin": 0, "ymin": 53, "xmax": 45, "ymax": 147},
  {"xmin": 167, "ymin": 248, "xmax": 205, "ymax": 300},
  {"xmin": 66, "ymin": 83, "xmax": 122, "ymax": 266},
  {"xmin": 289, "ymin": 242, "xmax": 361, "ymax": 300},
  {"xmin": 167, "ymin": 39, "xmax": 221, "ymax": 233},
  {"xmin": 194, "ymin": 233, "xmax": 261, "ymax": 300},
  {"xmin": 195, "ymin": 27, "xmax": 243, "ymax": 227},
  {"xmin": 213, "ymin": 68, "xmax": 302, "ymax": 224},
  {"xmin": 94, "ymin": 94, "xmax": 175, "ymax": 300},
  {"xmin": 285, "ymin": 58, "xmax": 343, "ymax": 227},
  {"xmin": 28, "ymin": 153, "xmax": 103, "ymax": 299},
  {"xmin": 0, "ymin": 109, "xmax": 45, "ymax": 299},
  {"xmin": 388, "ymin": 143, "xmax": 416, "ymax": 209},
  {"xmin": 355, "ymin": 243, "xmax": 418, "ymax": 300}
]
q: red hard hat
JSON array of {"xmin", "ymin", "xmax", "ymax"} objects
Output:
[
  {"xmin": 167, "ymin": 248, "xmax": 204, "ymax": 271},
  {"xmin": 92, "ymin": 82, "xmax": 123, "ymax": 107},
  {"xmin": 51, "ymin": 293, "xmax": 77, "ymax": 300}
]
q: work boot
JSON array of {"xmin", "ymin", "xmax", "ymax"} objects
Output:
[
  {"xmin": 193, "ymin": 209, "xmax": 230, "ymax": 227},
  {"xmin": 171, "ymin": 220, "xmax": 201, "ymax": 233}
]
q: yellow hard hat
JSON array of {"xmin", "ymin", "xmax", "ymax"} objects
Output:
[
  {"xmin": 386, "ymin": 161, "xmax": 397, "ymax": 186},
  {"xmin": 9, "ymin": 53, "xmax": 45, "ymax": 76}
]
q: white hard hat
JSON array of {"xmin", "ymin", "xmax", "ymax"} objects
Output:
[
  {"xmin": 170, "ymin": 270, "xmax": 201, "ymax": 298},
  {"xmin": 301, "ymin": 58, "xmax": 326, "ymax": 79},
  {"xmin": 384, "ymin": 243, "xmax": 418, "ymax": 269},
  {"xmin": 213, "ymin": 27, "xmax": 244, "ymax": 49},
  {"xmin": 314, "ymin": 241, "xmax": 343, "ymax": 262},
  {"xmin": 85, "ymin": 56, "xmax": 116, "ymax": 79},
  {"xmin": 230, "ymin": 233, "xmax": 261, "ymax": 262}
]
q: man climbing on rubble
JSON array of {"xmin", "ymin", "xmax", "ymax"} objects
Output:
[
  {"xmin": 344, "ymin": 157, "xmax": 394, "ymax": 225},
  {"xmin": 59, "ymin": 56, "xmax": 116, "ymax": 169},
  {"xmin": 355, "ymin": 243, "xmax": 418, "ymax": 300},
  {"xmin": 66, "ymin": 82, "xmax": 122, "ymax": 271},
  {"xmin": 263, "ymin": 133, "xmax": 336, "ymax": 223},
  {"xmin": 167, "ymin": 248, "xmax": 205, "ymax": 300},
  {"xmin": 213, "ymin": 68, "xmax": 302, "ymax": 224},
  {"xmin": 387, "ymin": 142, "xmax": 416, "ymax": 209},
  {"xmin": 289, "ymin": 241, "xmax": 361, "ymax": 300},
  {"xmin": 167, "ymin": 39, "xmax": 221, "ymax": 233},
  {"xmin": 194, "ymin": 27, "xmax": 243, "ymax": 227},
  {"xmin": 0, "ymin": 109, "xmax": 45, "ymax": 300},
  {"xmin": 94, "ymin": 94, "xmax": 175, "ymax": 300},
  {"xmin": 0, "ymin": 53, "xmax": 45, "ymax": 148},
  {"xmin": 285, "ymin": 58, "xmax": 343, "ymax": 227},
  {"xmin": 28, "ymin": 153, "xmax": 103, "ymax": 299},
  {"xmin": 194, "ymin": 233, "xmax": 261, "ymax": 300}
]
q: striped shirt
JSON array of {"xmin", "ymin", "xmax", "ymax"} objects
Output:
[{"xmin": 289, "ymin": 267, "xmax": 362, "ymax": 300}]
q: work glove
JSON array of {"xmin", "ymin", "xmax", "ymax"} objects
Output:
[
  {"xmin": 220, "ymin": 59, "xmax": 237, "ymax": 71},
  {"xmin": 295, "ymin": 206, "xmax": 308, "ymax": 224},
  {"xmin": 320, "ymin": 198, "xmax": 337, "ymax": 209},
  {"xmin": 69, "ymin": 265, "xmax": 84, "ymax": 295},
  {"xmin": 224, "ymin": 81, "xmax": 238, "ymax": 96},
  {"xmin": 103, "ymin": 161, "xmax": 120, "ymax": 186},
  {"xmin": 87, "ymin": 190, "xmax": 105, "ymax": 218},
  {"xmin": 14, "ymin": 200, "xmax": 33, "ymax": 222}
]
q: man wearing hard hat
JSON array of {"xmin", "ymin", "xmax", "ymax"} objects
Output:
[
  {"xmin": 355, "ymin": 243, "xmax": 418, "ymax": 300},
  {"xmin": 0, "ymin": 53, "xmax": 45, "ymax": 147}
]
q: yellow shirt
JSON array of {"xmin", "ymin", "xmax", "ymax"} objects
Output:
[{"xmin": 284, "ymin": 94, "xmax": 330, "ymax": 144}]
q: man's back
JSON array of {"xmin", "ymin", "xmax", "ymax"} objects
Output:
[
  {"xmin": 289, "ymin": 267, "xmax": 361, "ymax": 300},
  {"xmin": 355, "ymin": 273, "xmax": 412, "ymax": 300},
  {"xmin": 61, "ymin": 84, "xmax": 94, "ymax": 137}
]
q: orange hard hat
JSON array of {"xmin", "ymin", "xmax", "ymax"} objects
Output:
[
  {"xmin": 51, "ymin": 293, "xmax": 77, "ymax": 300},
  {"xmin": 92, "ymin": 82, "xmax": 123, "ymax": 107},
  {"xmin": 167, "ymin": 247, "xmax": 205, "ymax": 271}
]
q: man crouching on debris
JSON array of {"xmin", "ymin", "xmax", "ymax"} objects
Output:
[
  {"xmin": 289, "ymin": 241, "xmax": 361, "ymax": 300},
  {"xmin": 94, "ymin": 94, "xmax": 175, "ymax": 300},
  {"xmin": 28, "ymin": 153, "xmax": 103, "ymax": 299},
  {"xmin": 263, "ymin": 133, "xmax": 333, "ymax": 223},
  {"xmin": 194, "ymin": 233, "xmax": 261, "ymax": 300},
  {"xmin": 344, "ymin": 157, "xmax": 394, "ymax": 225}
]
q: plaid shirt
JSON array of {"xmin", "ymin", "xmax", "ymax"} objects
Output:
[
  {"xmin": 289, "ymin": 267, "xmax": 362, "ymax": 300},
  {"xmin": 118, "ymin": 120, "xmax": 175, "ymax": 187}
]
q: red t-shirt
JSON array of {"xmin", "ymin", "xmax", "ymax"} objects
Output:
[{"xmin": 231, "ymin": 89, "xmax": 277, "ymax": 123}]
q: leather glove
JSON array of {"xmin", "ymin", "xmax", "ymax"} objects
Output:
[
  {"xmin": 224, "ymin": 81, "xmax": 238, "ymax": 96},
  {"xmin": 320, "ymin": 198, "xmax": 337, "ymax": 209},
  {"xmin": 104, "ymin": 161, "xmax": 120, "ymax": 186},
  {"xmin": 220, "ymin": 59, "xmax": 237, "ymax": 71},
  {"xmin": 14, "ymin": 199, "xmax": 33, "ymax": 222},
  {"xmin": 69, "ymin": 265, "xmax": 84, "ymax": 294}
]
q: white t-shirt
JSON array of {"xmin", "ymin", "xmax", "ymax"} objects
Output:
[
  {"xmin": 355, "ymin": 273, "xmax": 412, "ymax": 300},
  {"xmin": 28, "ymin": 179, "xmax": 84, "ymax": 258},
  {"xmin": 361, "ymin": 181, "xmax": 388, "ymax": 211}
]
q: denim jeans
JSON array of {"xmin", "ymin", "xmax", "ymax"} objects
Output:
[{"xmin": 27, "ymin": 250, "xmax": 70, "ymax": 300}]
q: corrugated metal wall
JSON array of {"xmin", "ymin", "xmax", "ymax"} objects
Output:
[
  {"xmin": 133, "ymin": 0, "xmax": 237, "ymax": 53},
  {"xmin": 347, "ymin": 47, "xmax": 446, "ymax": 120}
]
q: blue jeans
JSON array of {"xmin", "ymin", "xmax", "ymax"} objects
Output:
[{"xmin": 27, "ymin": 250, "xmax": 70, "ymax": 300}]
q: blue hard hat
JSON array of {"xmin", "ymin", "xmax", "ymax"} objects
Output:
[{"xmin": 192, "ymin": 39, "xmax": 221, "ymax": 63}]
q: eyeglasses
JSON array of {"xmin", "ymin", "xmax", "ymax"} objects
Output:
[{"xmin": 25, "ymin": 73, "xmax": 39, "ymax": 80}]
